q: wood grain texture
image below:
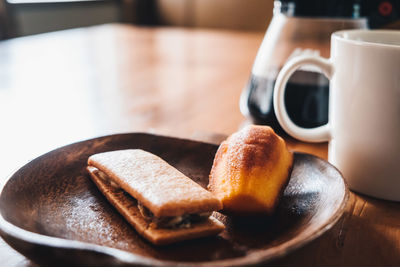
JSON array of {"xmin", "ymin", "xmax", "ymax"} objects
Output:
[
  {"xmin": 0, "ymin": 24, "xmax": 262, "ymax": 181},
  {"xmin": 0, "ymin": 24, "xmax": 399, "ymax": 266}
]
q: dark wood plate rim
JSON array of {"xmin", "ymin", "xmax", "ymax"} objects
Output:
[{"xmin": 0, "ymin": 133, "xmax": 349, "ymax": 267}]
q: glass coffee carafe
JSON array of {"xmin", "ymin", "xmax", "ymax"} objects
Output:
[{"xmin": 240, "ymin": 0, "xmax": 368, "ymax": 131}]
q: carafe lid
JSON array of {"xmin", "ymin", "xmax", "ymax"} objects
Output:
[{"xmin": 276, "ymin": 0, "xmax": 364, "ymax": 18}]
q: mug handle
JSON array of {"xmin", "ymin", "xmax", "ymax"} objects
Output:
[{"xmin": 273, "ymin": 55, "xmax": 334, "ymax": 142}]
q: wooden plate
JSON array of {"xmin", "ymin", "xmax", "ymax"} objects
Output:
[{"xmin": 0, "ymin": 133, "xmax": 348, "ymax": 266}]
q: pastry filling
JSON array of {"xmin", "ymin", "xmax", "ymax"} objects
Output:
[
  {"xmin": 137, "ymin": 202, "xmax": 211, "ymax": 229},
  {"xmin": 97, "ymin": 169, "xmax": 120, "ymax": 189},
  {"xmin": 95, "ymin": 169, "xmax": 212, "ymax": 229}
]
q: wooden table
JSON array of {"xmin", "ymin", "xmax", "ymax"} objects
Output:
[{"xmin": 0, "ymin": 24, "xmax": 399, "ymax": 267}]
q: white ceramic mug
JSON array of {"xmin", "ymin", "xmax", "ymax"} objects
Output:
[{"xmin": 273, "ymin": 30, "xmax": 400, "ymax": 201}]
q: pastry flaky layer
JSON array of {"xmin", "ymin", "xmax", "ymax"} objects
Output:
[
  {"xmin": 88, "ymin": 149, "xmax": 222, "ymax": 217},
  {"xmin": 87, "ymin": 149, "xmax": 224, "ymax": 245},
  {"xmin": 208, "ymin": 125, "xmax": 293, "ymax": 216}
]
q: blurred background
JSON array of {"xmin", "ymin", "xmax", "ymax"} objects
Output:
[
  {"xmin": 0, "ymin": 0, "xmax": 274, "ymax": 39},
  {"xmin": 2, "ymin": 0, "xmax": 399, "ymax": 40}
]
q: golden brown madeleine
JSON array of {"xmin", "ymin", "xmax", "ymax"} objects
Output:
[{"xmin": 208, "ymin": 125, "xmax": 293, "ymax": 216}]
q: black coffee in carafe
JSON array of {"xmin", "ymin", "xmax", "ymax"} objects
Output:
[
  {"xmin": 247, "ymin": 71, "xmax": 329, "ymax": 129},
  {"xmin": 240, "ymin": 0, "xmax": 367, "ymax": 131}
]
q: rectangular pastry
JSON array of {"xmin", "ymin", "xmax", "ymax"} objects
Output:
[{"xmin": 87, "ymin": 149, "xmax": 224, "ymax": 245}]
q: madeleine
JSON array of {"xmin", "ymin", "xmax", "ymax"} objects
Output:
[{"xmin": 208, "ymin": 125, "xmax": 293, "ymax": 216}]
